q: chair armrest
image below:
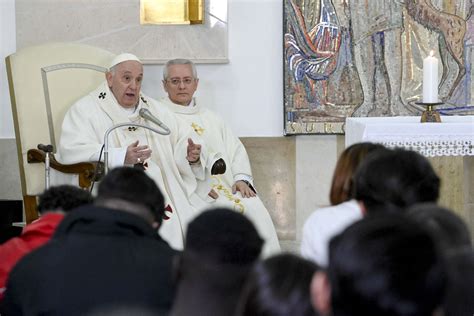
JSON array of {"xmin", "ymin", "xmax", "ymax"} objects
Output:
[{"xmin": 27, "ymin": 148, "xmax": 103, "ymax": 188}]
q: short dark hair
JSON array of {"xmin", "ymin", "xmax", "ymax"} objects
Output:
[
  {"xmin": 236, "ymin": 253, "xmax": 320, "ymax": 316},
  {"xmin": 185, "ymin": 208, "xmax": 263, "ymax": 265},
  {"xmin": 328, "ymin": 214, "xmax": 446, "ymax": 316},
  {"xmin": 407, "ymin": 203, "xmax": 472, "ymax": 255},
  {"xmin": 37, "ymin": 185, "xmax": 92, "ymax": 214},
  {"xmin": 353, "ymin": 148, "xmax": 440, "ymax": 214},
  {"xmin": 97, "ymin": 167, "xmax": 165, "ymax": 224}
]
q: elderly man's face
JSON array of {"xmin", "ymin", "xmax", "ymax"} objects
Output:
[
  {"xmin": 106, "ymin": 61, "xmax": 143, "ymax": 108},
  {"xmin": 163, "ymin": 64, "xmax": 198, "ymax": 106}
]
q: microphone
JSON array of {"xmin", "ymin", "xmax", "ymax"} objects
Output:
[{"xmin": 139, "ymin": 108, "xmax": 171, "ymax": 135}]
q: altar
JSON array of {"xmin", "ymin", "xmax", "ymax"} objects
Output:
[
  {"xmin": 346, "ymin": 116, "xmax": 474, "ymax": 156},
  {"xmin": 345, "ymin": 116, "xmax": 474, "ymax": 239}
]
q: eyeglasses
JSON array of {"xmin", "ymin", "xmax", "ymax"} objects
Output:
[{"xmin": 167, "ymin": 78, "xmax": 195, "ymax": 86}]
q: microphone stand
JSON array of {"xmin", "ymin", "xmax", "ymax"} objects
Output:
[
  {"xmin": 37, "ymin": 144, "xmax": 54, "ymax": 189},
  {"xmin": 45, "ymin": 151, "xmax": 50, "ymax": 189},
  {"xmin": 103, "ymin": 122, "xmax": 170, "ymax": 174}
]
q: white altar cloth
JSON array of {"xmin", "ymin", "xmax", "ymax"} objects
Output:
[{"xmin": 345, "ymin": 116, "xmax": 474, "ymax": 157}]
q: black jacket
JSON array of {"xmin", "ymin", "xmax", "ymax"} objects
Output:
[{"xmin": 2, "ymin": 205, "xmax": 178, "ymax": 316}]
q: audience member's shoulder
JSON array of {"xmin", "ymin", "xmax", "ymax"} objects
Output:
[
  {"xmin": 302, "ymin": 200, "xmax": 363, "ymax": 265},
  {"xmin": 306, "ymin": 200, "xmax": 361, "ymax": 224},
  {"xmin": 6, "ymin": 236, "xmax": 58, "ymax": 281}
]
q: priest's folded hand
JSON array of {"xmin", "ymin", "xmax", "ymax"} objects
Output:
[{"xmin": 232, "ymin": 180, "xmax": 256, "ymax": 198}]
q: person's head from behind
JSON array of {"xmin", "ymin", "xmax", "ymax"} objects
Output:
[
  {"xmin": 95, "ymin": 167, "xmax": 165, "ymax": 229},
  {"xmin": 330, "ymin": 142, "xmax": 387, "ymax": 205},
  {"xmin": 353, "ymin": 148, "xmax": 440, "ymax": 214},
  {"xmin": 236, "ymin": 253, "xmax": 320, "ymax": 316},
  {"xmin": 162, "ymin": 58, "xmax": 199, "ymax": 106},
  {"xmin": 184, "ymin": 208, "xmax": 263, "ymax": 265},
  {"xmin": 37, "ymin": 184, "xmax": 93, "ymax": 215},
  {"xmin": 312, "ymin": 215, "xmax": 446, "ymax": 316},
  {"xmin": 106, "ymin": 53, "xmax": 143, "ymax": 108},
  {"xmin": 406, "ymin": 203, "xmax": 472, "ymax": 256},
  {"xmin": 407, "ymin": 204, "xmax": 473, "ymax": 316},
  {"xmin": 172, "ymin": 209, "xmax": 263, "ymax": 315}
]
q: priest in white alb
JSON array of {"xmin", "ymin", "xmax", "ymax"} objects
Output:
[
  {"xmin": 157, "ymin": 59, "xmax": 281, "ymax": 255},
  {"xmin": 57, "ymin": 54, "xmax": 208, "ymax": 250}
]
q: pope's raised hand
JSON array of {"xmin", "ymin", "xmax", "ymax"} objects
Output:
[
  {"xmin": 124, "ymin": 140, "xmax": 152, "ymax": 165},
  {"xmin": 187, "ymin": 138, "xmax": 201, "ymax": 164}
]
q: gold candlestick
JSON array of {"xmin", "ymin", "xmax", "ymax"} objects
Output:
[{"xmin": 416, "ymin": 102, "xmax": 442, "ymax": 123}]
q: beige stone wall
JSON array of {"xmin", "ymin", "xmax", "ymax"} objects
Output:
[
  {"xmin": 428, "ymin": 156, "xmax": 474, "ymax": 240},
  {"xmin": 463, "ymin": 157, "xmax": 474, "ymax": 241}
]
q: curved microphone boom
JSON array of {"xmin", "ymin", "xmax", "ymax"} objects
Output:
[{"xmin": 139, "ymin": 108, "xmax": 171, "ymax": 135}]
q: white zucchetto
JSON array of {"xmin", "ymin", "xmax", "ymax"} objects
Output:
[{"xmin": 109, "ymin": 53, "xmax": 141, "ymax": 69}]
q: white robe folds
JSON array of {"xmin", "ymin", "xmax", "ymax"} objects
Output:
[
  {"xmin": 57, "ymin": 82, "xmax": 204, "ymax": 249},
  {"xmin": 159, "ymin": 97, "xmax": 281, "ymax": 256}
]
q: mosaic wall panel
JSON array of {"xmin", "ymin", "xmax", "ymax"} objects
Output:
[{"xmin": 284, "ymin": 0, "xmax": 474, "ymax": 134}]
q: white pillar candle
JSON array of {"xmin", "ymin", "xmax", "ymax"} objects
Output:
[{"xmin": 422, "ymin": 50, "xmax": 439, "ymax": 103}]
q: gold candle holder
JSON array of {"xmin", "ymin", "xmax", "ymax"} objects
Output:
[{"xmin": 416, "ymin": 102, "xmax": 442, "ymax": 123}]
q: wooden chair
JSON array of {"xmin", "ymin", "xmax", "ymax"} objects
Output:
[{"xmin": 6, "ymin": 42, "xmax": 114, "ymax": 223}]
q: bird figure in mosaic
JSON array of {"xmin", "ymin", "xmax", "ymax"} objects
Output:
[{"xmin": 285, "ymin": 0, "xmax": 342, "ymax": 107}]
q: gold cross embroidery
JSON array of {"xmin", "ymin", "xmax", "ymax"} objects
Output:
[{"xmin": 191, "ymin": 122, "xmax": 205, "ymax": 135}]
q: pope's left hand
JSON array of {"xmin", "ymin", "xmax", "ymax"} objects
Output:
[
  {"xmin": 232, "ymin": 180, "xmax": 256, "ymax": 198},
  {"xmin": 187, "ymin": 138, "xmax": 201, "ymax": 164}
]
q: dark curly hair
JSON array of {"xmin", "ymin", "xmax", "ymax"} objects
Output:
[
  {"xmin": 37, "ymin": 185, "xmax": 93, "ymax": 214},
  {"xmin": 185, "ymin": 208, "xmax": 263, "ymax": 265},
  {"xmin": 97, "ymin": 167, "xmax": 165, "ymax": 225}
]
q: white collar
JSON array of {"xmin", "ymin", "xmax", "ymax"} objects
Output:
[{"xmin": 160, "ymin": 97, "xmax": 200, "ymax": 115}]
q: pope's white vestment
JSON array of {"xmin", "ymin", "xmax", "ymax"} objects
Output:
[
  {"xmin": 57, "ymin": 82, "xmax": 204, "ymax": 249},
  {"xmin": 159, "ymin": 97, "xmax": 281, "ymax": 256}
]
